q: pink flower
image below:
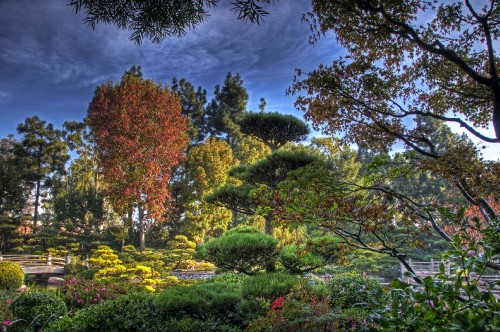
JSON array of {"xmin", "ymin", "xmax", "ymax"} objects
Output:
[
  {"xmin": 77, "ymin": 299, "xmax": 82, "ymax": 304},
  {"xmin": 4, "ymin": 320, "xmax": 12, "ymax": 326},
  {"xmin": 5, "ymin": 299, "xmax": 10, "ymax": 304}
]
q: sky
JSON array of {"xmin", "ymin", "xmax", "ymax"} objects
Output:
[
  {"xmin": 0, "ymin": 0, "xmax": 498, "ymax": 160},
  {"xmin": 0, "ymin": 1, "xmax": 338, "ymax": 135}
]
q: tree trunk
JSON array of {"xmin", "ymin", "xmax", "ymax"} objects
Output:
[
  {"xmin": 138, "ymin": 205, "xmax": 146, "ymax": 253},
  {"xmin": 33, "ymin": 178, "xmax": 41, "ymax": 229}
]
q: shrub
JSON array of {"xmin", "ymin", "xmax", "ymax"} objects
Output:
[
  {"xmin": 197, "ymin": 226, "xmax": 278, "ymax": 275},
  {"xmin": 60, "ymin": 278, "xmax": 129, "ymax": 310},
  {"xmin": 45, "ymin": 292, "xmax": 161, "ymax": 332},
  {"xmin": 0, "ymin": 290, "xmax": 17, "ymax": 325},
  {"xmin": 242, "ymin": 271, "xmax": 300, "ymax": 302},
  {"xmin": 155, "ymin": 282, "xmax": 245, "ymax": 327},
  {"xmin": 327, "ymin": 272, "xmax": 382, "ymax": 309},
  {"xmin": 247, "ymin": 281, "xmax": 373, "ymax": 332},
  {"xmin": 0, "ymin": 261, "xmax": 24, "ymax": 290},
  {"xmin": 10, "ymin": 291, "xmax": 67, "ymax": 330}
]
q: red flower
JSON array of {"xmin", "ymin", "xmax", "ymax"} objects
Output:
[{"xmin": 271, "ymin": 297, "xmax": 285, "ymax": 310}]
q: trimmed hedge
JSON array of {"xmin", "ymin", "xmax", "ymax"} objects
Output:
[{"xmin": 0, "ymin": 261, "xmax": 24, "ymax": 290}]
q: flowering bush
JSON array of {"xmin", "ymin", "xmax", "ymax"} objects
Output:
[
  {"xmin": 248, "ymin": 281, "xmax": 372, "ymax": 331},
  {"xmin": 0, "ymin": 290, "xmax": 16, "ymax": 326},
  {"xmin": 61, "ymin": 278, "xmax": 129, "ymax": 310}
]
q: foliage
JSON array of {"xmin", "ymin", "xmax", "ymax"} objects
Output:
[
  {"xmin": 0, "ymin": 261, "xmax": 24, "ymax": 290},
  {"xmin": 239, "ymin": 112, "xmax": 310, "ymax": 151},
  {"xmin": 181, "ymin": 138, "xmax": 236, "ymax": 242},
  {"xmin": 45, "ymin": 292, "xmax": 162, "ymax": 332},
  {"xmin": 163, "ymin": 235, "xmax": 197, "ymax": 269},
  {"xmin": 154, "ymin": 282, "xmax": 246, "ymax": 327},
  {"xmin": 241, "ymin": 271, "xmax": 300, "ymax": 302},
  {"xmin": 15, "ymin": 116, "xmax": 69, "ymax": 227},
  {"xmin": 87, "ymin": 245, "xmax": 126, "ymax": 278},
  {"xmin": 69, "ymin": 0, "xmax": 276, "ymax": 44},
  {"xmin": 197, "ymin": 226, "xmax": 278, "ymax": 275},
  {"xmin": 60, "ymin": 278, "xmax": 129, "ymax": 310},
  {"xmin": 0, "ymin": 290, "xmax": 17, "ymax": 326},
  {"xmin": 371, "ymin": 218, "xmax": 500, "ymax": 331},
  {"xmin": 10, "ymin": 291, "xmax": 67, "ymax": 330},
  {"xmin": 171, "ymin": 77, "xmax": 207, "ymax": 143},
  {"xmin": 248, "ymin": 280, "xmax": 372, "ymax": 332},
  {"xmin": 279, "ymin": 235, "xmax": 347, "ymax": 274},
  {"xmin": 0, "ymin": 135, "xmax": 29, "ymax": 221},
  {"xmin": 205, "ymin": 72, "xmax": 249, "ymax": 147},
  {"xmin": 328, "ymin": 272, "xmax": 383, "ymax": 310},
  {"xmin": 87, "ymin": 70, "xmax": 189, "ymax": 251}
]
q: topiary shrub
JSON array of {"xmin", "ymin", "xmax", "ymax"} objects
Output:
[
  {"xmin": 241, "ymin": 271, "xmax": 300, "ymax": 302},
  {"xmin": 197, "ymin": 226, "xmax": 278, "ymax": 275},
  {"xmin": 154, "ymin": 282, "xmax": 245, "ymax": 327},
  {"xmin": 45, "ymin": 292, "xmax": 160, "ymax": 332},
  {"xmin": 327, "ymin": 272, "xmax": 382, "ymax": 309},
  {"xmin": 0, "ymin": 261, "xmax": 24, "ymax": 290},
  {"xmin": 10, "ymin": 291, "xmax": 67, "ymax": 330}
]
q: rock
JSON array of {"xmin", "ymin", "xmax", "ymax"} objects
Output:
[{"xmin": 47, "ymin": 277, "xmax": 64, "ymax": 285}]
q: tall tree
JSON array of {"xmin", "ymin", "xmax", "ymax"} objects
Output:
[
  {"xmin": 69, "ymin": 0, "xmax": 277, "ymax": 44},
  {"xmin": 15, "ymin": 117, "xmax": 69, "ymax": 228},
  {"xmin": 181, "ymin": 138, "xmax": 237, "ymax": 242},
  {"xmin": 87, "ymin": 71, "xmax": 189, "ymax": 252},
  {"xmin": 206, "ymin": 72, "xmax": 249, "ymax": 148},
  {"xmin": 171, "ymin": 77, "xmax": 207, "ymax": 144},
  {"xmin": 289, "ymin": 0, "xmax": 500, "ymax": 219}
]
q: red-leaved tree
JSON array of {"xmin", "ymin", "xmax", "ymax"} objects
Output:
[{"xmin": 87, "ymin": 71, "xmax": 189, "ymax": 252}]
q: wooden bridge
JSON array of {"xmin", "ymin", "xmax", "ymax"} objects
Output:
[
  {"xmin": 0, "ymin": 253, "xmax": 70, "ymax": 275},
  {"xmin": 401, "ymin": 259, "xmax": 500, "ymax": 296}
]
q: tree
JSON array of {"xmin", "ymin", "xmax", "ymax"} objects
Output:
[
  {"xmin": 69, "ymin": 0, "xmax": 277, "ymax": 44},
  {"xmin": 206, "ymin": 72, "xmax": 249, "ymax": 148},
  {"xmin": 87, "ymin": 71, "xmax": 189, "ymax": 252},
  {"xmin": 239, "ymin": 112, "xmax": 310, "ymax": 152},
  {"xmin": 15, "ymin": 116, "xmax": 69, "ymax": 228},
  {"xmin": 181, "ymin": 138, "xmax": 237, "ymax": 242},
  {"xmin": 171, "ymin": 77, "xmax": 208, "ymax": 144},
  {"xmin": 208, "ymin": 150, "xmax": 318, "ymax": 235}
]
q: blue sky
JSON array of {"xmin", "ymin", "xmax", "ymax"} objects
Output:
[
  {"xmin": 0, "ymin": 1, "xmax": 339, "ymax": 136},
  {"xmin": 0, "ymin": 0, "xmax": 498, "ymax": 160}
]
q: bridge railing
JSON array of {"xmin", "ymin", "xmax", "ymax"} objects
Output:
[{"xmin": 0, "ymin": 253, "xmax": 70, "ymax": 267}]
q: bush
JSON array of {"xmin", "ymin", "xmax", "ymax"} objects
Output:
[
  {"xmin": 242, "ymin": 271, "xmax": 300, "ymax": 302},
  {"xmin": 155, "ymin": 282, "xmax": 245, "ymax": 327},
  {"xmin": 247, "ymin": 281, "xmax": 373, "ymax": 332},
  {"xmin": 45, "ymin": 292, "xmax": 160, "ymax": 332},
  {"xmin": 60, "ymin": 278, "xmax": 130, "ymax": 310},
  {"xmin": 327, "ymin": 272, "xmax": 382, "ymax": 309},
  {"xmin": 0, "ymin": 261, "xmax": 24, "ymax": 290},
  {"xmin": 197, "ymin": 226, "xmax": 278, "ymax": 275},
  {"xmin": 10, "ymin": 291, "xmax": 67, "ymax": 330}
]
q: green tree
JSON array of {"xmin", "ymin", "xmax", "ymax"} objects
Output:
[
  {"xmin": 69, "ymin": 0, "xmax": 277, "ymax": 44},
  {"xmin": 239, "ymin": 112, "xmax": 310, "ymax": 152},
  {"xmin": 206, "ymin": 72, "xmax": 249, "ymax": 148},
  {"xmin": 197, "ymin": 226, "xmax": 278, "ymax": 275},
  {"xmin": 15, "ymin": 116, "xmax": 69, "ymax": 228},
  {"xmin": 179, "ymin": 138, "xmax": 236, "ymax": 243},
  {"xmin": 171, "ymin": 77, "xmax": 207, "ymax": 143}
]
